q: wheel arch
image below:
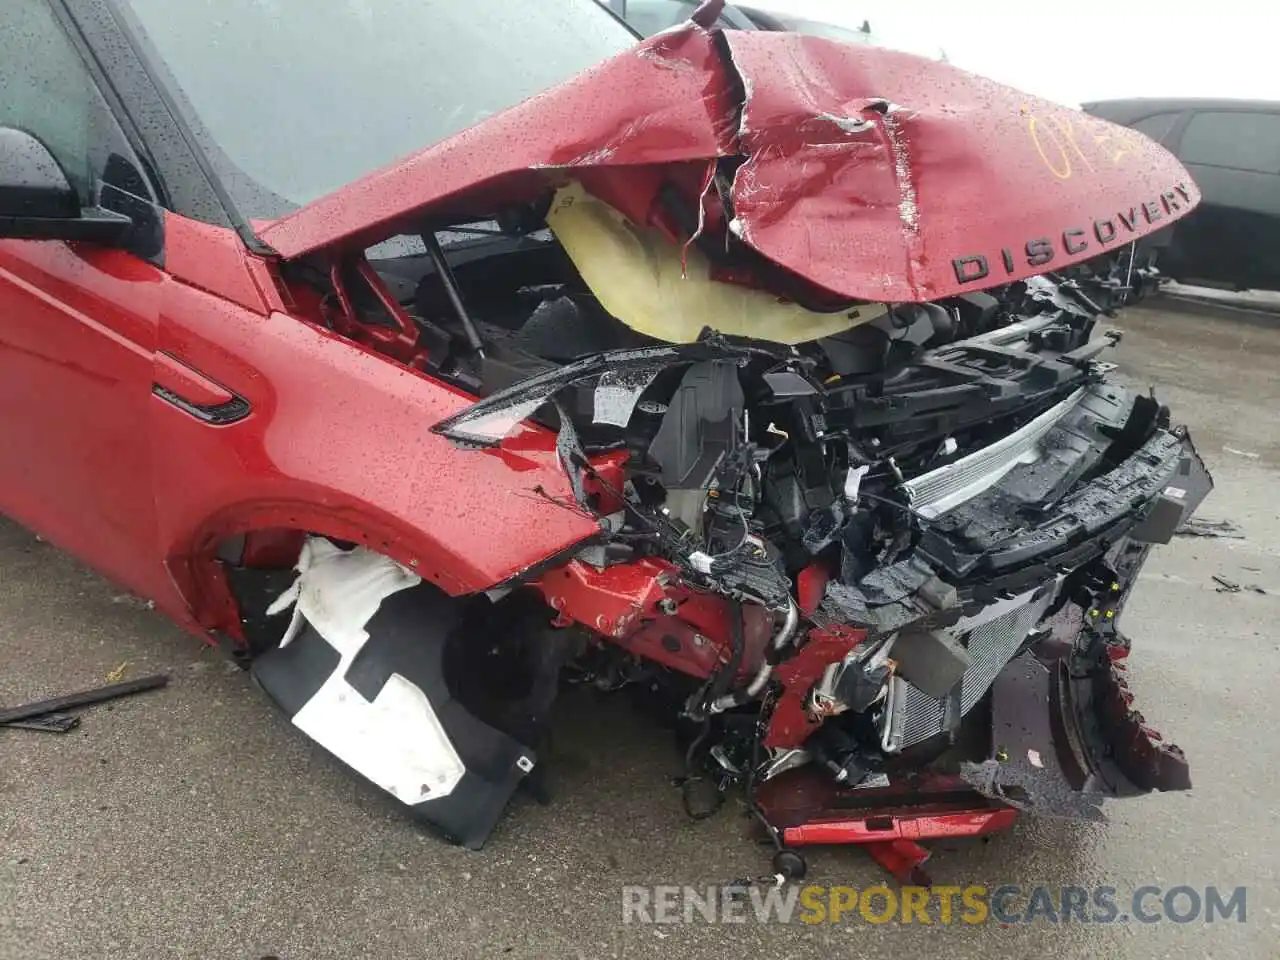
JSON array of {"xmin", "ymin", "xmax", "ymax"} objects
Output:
[{"xmin": 165, "ymin": 496, "xmax": 494, "ymax": 642}]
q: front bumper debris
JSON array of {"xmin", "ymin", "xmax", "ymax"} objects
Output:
[{"xmin": 751, "ymin": 429, "xmax": 1209, "ymax": 866}]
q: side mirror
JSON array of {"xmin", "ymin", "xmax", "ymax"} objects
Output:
[{"xmin": 0, "ymin": 127, "xmax": 133, "ymax": 245}]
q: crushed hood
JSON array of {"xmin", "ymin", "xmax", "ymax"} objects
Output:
[{"xmin": 259, "ymin": 24, "xmax": 1199, "ymax": 303}]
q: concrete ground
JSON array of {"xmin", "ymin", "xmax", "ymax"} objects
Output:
[{"xmin": 2, "ymin": 303, "xmax": 1278, "ymax": 959}]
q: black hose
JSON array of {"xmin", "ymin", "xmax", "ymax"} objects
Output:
[
  {"xmin": 706, "ymin": 599, "xmax": 745, "ymax": 705},
  {"xmin": 680, "ymin": 718, "xmax": 724, "ymax": 820},
  {"xmin": 855, "ymin": 490, "xmax": 941, "ymax": 526},
  {"xmin": 679, "ymin": 605, "xmax": 743, "ymax": 821},
  {"xmin": 745, "ymin": 715, "xmax": 782, "ymax": 850}
]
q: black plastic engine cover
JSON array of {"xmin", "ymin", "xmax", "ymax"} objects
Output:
[{"xmin": 648, "ymin": 360, "xmax": 744, "ymax": 490}]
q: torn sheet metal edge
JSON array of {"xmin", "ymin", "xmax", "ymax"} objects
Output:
[
  {"xmin": 267, "ymin": 538, "xmax": 467, "ymax": 804},
  {"xmin": 905, "ymin": 388, "xmax": 1086, "ymax": 518}
]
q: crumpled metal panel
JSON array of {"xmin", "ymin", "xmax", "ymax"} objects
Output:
[
  {"xmin": 260, "ymin": 25, "xmax": 1199, "ymax": 303},
  {"xmin": 716, "ymin": 31, "xmax": 1198, "ymax": 301},
  {"xmin": 258, "ymin": 26, "xmax": 737, "ymax": 258}
]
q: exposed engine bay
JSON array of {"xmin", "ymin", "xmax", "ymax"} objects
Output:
[
  {"xmin": 229, "ymin": 19, "xmax": 1211, "ymax": 871},
  {"xmin": 239, "ymin": 191, "xmax": 1209, "ymax": 863},
  {"xmin": 434, "ymin": 223, "xmax": 1206, "ymax": 807}
]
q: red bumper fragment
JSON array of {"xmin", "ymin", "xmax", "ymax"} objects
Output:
[{"xmin": 782, "ymin": 807, "xmax": 1018, "ymax": 846}]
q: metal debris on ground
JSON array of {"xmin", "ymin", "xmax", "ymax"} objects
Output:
[
  {"xmin": 0, "ymin": 674, "xmax": 169, "ymax": 731},
  {"xmin": 1176, "ymin": 517, "xmax": 1244, "ymax": 539},
  {"xmin": 105, "ymin": 662, "xmax": 130, "ymax": 683},
  {"xmin": 2, "ymin": 713, "xmax": 81, "ymax": 734},
  {"xmin": 1212, "ymin": 575, "xmax": 1241, "ymax": 593}
]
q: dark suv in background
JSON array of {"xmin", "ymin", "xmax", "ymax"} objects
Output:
[{"xmin": 1084, "ymin": 98, "xmax": 1280, "ymax": 291}]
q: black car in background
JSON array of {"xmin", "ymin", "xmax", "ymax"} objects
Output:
[{"xmin": 1084, "ymin": 98, "xmax": 1280, "ymax": 291}]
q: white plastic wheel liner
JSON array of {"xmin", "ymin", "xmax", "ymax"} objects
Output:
[{"xmin": 267, "ymin": 538, "xmax": 467, "ymax": 805}]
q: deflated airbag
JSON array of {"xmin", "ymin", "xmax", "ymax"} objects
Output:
[{"xmin": 545, "ymin": 181, "xmax": 886, "ymax": 343}]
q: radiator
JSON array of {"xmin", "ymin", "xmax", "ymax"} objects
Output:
[{"xmin": 881, "ymin": 585, "xmax": 1056, "ymax": 751}]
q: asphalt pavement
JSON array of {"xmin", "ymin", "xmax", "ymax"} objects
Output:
[{"xmin": 2, "ymin": 302, "xmax": 1279, "ymax": 959}]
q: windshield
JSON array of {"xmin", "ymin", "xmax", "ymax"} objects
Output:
[{"xmin": 115, "ymin": 0, "xmax": 637, "ymax": 220}]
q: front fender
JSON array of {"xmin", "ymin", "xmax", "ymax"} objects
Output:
[{"xmin": 151, "ymin": 290, "xmax": 597, "ymax": 624}]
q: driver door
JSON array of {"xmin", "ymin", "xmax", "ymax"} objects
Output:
[{"xmin": 0, "ymin": 0, "xmax": 166, "ymax": 600}]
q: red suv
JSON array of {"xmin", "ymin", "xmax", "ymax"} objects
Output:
[{"xmin": 1, "ymin": 0, "xmax": 1208, "ymax": 867}]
